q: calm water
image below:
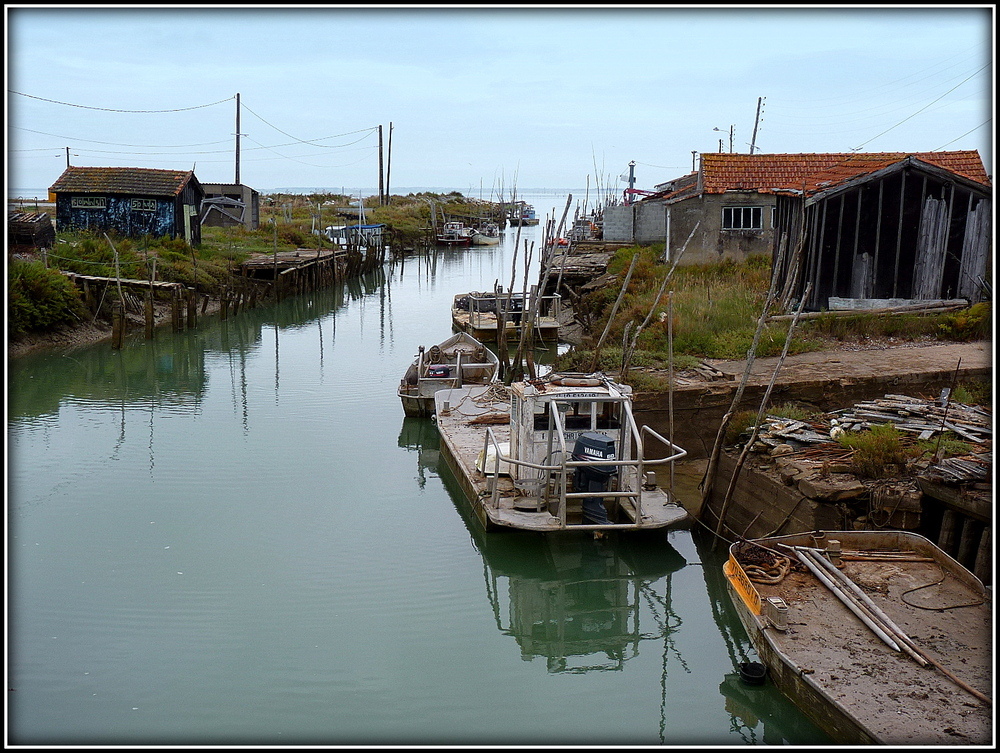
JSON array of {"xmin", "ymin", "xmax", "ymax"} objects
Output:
[{"xmin": 7, "ymin": 192, "xmax": 831, "ymax": 746}]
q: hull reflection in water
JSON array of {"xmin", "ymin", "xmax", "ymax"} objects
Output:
[
  {"xmin": 430, "ymin": 427, "xmax": 687, "ymax": 674},
  {"xmin": 482, "ymin": 533, "xmax": 686, "ymax": 674}
]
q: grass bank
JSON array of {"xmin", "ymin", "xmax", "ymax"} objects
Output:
[{"xmin": 554, "ymin": 245, "xmax": 991, "ymax": 387}]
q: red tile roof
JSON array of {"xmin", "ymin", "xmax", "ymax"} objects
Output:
[
  {"xmin": 49, "ymin": 167, "xmax": 197, "ymax": 197},
  {"xmin": 697, "ymin": 151, "xmax": 990, "ymax": 196}
]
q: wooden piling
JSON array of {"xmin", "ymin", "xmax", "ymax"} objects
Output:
[
  {"xmin": 973, "ymin": 526, "xmax": 991, "ymax": 584},
  {"xmin": 145, "ymin": 291, "xmax": 155, "ymax": 339},
  {"xmin": 187, "ymin": 288, "xmax": 197, "ymax": 329},
  {"xmin": 171, "ymin": 289, "xmax": 182, "ymax": 332},
  {"xmin": 112, "ymin": 300, "xmax": 125, "ymax": 349},
  {"xmin": 938, "ymin": 509, "xmax": 958, "ymax": 554}
]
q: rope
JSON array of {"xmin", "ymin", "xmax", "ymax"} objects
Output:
[{"xmin": 901, "ymin": 564, "xmax": 986, "ymax": 611}]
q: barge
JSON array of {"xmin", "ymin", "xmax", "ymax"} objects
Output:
[
  {"xmin": 723, "ymin": 529, "xmax": 992, "ymax": 745},
  {"xmin": 451, "ymin": 289, "xmax": 561, "ymax": 342},
  {"xmin": 433, "ymin": 373, "xmax": 689, "ymax": 533}
]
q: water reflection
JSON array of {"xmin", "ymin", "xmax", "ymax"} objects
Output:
[
  {"xmin": 718, "ymin": 672, "xmax": 828, "ymax": 745},
  {"xmin": 397, "ymin": 417, "xmax": 441, "ymax": 489},
  {"xmin": 479, "ymin": 532, "xmax": 687, "ymax": 675},
  {"xmin": 429, "ymin": 434, "xmax": 688, "ymax": 675}
]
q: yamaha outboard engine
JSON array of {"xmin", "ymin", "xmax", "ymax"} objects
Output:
[{"xmin": 572, "ymin": 432, "xmax": 617, "ymax": 525}]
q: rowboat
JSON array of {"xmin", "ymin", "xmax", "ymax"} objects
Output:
[
  {"xmin": 451, "ymin": 289, "xmax": 561, "ymax": 342},
  {"xmin": 397, "ymin": 332, "xmax": 499, "ymax": 418},
  {"xmin": 723, "ymin": 529, "xmax": 991, "ymax": 745},
  {"xmin": 433, "ymin": 372, "xmax": 689, "ymax": 533}
]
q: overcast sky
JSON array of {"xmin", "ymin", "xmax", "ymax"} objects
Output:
[{"xmin": 5, "ymin": 5, "xmax": 994, "ymax": 199}]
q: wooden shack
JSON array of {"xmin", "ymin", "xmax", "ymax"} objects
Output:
[
  {"xmin": 49, "ymin": 166, "xmax": 205, "ymax": 245},
  {"xmin": 771, "ymin": 152, "xmax": 992, "ymax": 310},
  {"xmin": 200, "ymin": 182, "xmax": 260, "ymax": 230},
  {"xmin": 8, "ymin": 210, "xmax": 55, "ymax": 248}
]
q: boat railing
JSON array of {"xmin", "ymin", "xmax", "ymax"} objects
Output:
[
  {"xmin": 482, "ymin": 426, "xmax": 564, "ymax": 511},
  {"xmin": 464, "ymin": 292, "xmax": 562, "ymax": 329},
  {"xmin": 481, "ymin": 404, "xmax": 688, "ymax": 528}
]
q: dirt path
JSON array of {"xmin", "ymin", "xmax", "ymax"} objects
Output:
[{"xmin": 706, "ymin": 340, "xmax": 992, "ymax": 388}]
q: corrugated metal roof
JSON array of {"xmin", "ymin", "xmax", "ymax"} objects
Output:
[
  {"xmin": 49, "ymin": 166, "xmax": 197, "ymax": 197},
  {"xmin": 698, "ymin": 151, "xmax": 990, "ymax": 196}
]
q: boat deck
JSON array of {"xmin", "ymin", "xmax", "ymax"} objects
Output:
[
  {"xmin": 451, "ymin": 310, "xmax": 560, "ymax": 341},
  {"xmin": 730, "ymin": 539, "xmax": 992, "ymax": 744},
  {"xmin": 434, "ymin": 385, "xmax": 688, "ymax": 532}
]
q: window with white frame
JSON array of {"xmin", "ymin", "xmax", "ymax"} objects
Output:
[{"xmin": 722, "ymin": 206, "xmax": 763, "ymax": 230}]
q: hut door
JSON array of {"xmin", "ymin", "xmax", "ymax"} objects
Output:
[{"xmin": 911, "ymin": 196, "xmax": 948, "ymax": 299}]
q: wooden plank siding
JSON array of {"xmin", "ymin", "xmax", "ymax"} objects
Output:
[{"xmin": 773, "ymin": 159, "xmax": 991, "ymax": 311}]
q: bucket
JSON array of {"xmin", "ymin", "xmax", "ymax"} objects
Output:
[{"xmin": 738, "ymin": 661, "xmax": 768, "ymax": 686}]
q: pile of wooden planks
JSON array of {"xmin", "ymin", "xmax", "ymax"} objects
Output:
[
  {"xmin": 745, "ymin": 392, "xmax": 991, "ymax": 453},
  {"xmin": 828, "ymin": 393, "xmax": 991, "ymax": 444}
]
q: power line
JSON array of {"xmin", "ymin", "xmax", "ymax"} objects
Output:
[
  {"xmin": 9, "ymin": 90, "xmax": 234, "ymax": 113},
  {"xmin": 13, "ymin": 126, "xmax": 232, "ymax": 149},
  {"xmin": 852, "ymin": 62, "xmax": 991, "ymax": 150},
  {"xmin": 932, "ymin": 120, "xmax": 992, "ymax": 151},
  {"xmin": 239, "ymin": 99, "xmax": 378, "ymax": 147}
]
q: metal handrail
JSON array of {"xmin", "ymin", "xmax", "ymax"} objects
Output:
[{"xmin": 480, "ymin": 398, "xmax": 688, "ymax": 528}]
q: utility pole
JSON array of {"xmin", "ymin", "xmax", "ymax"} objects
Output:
[
  {"xmin": 750, "ymin": 96, "xmax": 764, "ymax": 155},
  {"xmin": 385, "ymin": 122, "xmax": 393, "ymax": 203},
  {"xmin": 65, "ymin": 147, "xmax": 71, "ymax": 167},
  {"xmin": 235, "ymin": 92, "xmax": 241, "ymax": 184},
  {"xmin": 691, "ymin": 151, "xmax": 698, "ymax": 172},
  {"xmin": 378, "ymin": 125, "xmax": 385, "ymax": 206}
]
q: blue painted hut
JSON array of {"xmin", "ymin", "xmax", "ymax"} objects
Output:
[{"xmin": 49, "ymin": 166, "xmax": 205, "ymax": 245}]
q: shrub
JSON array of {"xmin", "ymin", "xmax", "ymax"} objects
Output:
[
  {"xmin": 8, "ymin": 260, "xmax": 88, "ymax": 337},
  {"xmin": 937, "ymin": 302, "xmax": 991, "ymax": 341},
  {"xmin": 836, "ymin": 423, "xmax": 906, "ymax": 478}
]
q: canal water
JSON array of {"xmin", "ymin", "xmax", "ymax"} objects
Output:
[{"xmin": 7, "ymin": 191, "xmax": 832, "ymax": 746}]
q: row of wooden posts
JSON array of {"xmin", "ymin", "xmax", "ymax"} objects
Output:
[{"xmin": 75, "ymin": 243, "xmax": 387, "ymax": 349}]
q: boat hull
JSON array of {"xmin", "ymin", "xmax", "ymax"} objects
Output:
[{"xmin": 723, "ymin": 530, "xmax": 991, "ymax": 745}]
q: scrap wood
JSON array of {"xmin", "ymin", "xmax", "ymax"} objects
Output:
[{"xmin": 468, "ymin": 412, "xmax": 510, "ymax": 425}]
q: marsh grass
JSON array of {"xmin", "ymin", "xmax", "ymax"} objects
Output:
[{"xmin": 562, "ymin": 246, "xmax": 991, "ymax": 372}]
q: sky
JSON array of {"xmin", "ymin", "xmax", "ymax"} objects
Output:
[{"xmin": 5, "ymin": 5, "xmax": 994, "ymax": 200}]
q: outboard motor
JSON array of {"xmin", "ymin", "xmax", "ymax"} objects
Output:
[
  {"xmin": 426, "ymin": 365, "xmax": 451, "ymax": 378},
  {"xmin": 572, "ymin": 432, "xmax": 617, "ymax": 525}
]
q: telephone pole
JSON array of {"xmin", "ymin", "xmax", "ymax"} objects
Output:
[
  {"xmin": 749, "ymin": 96, "xmax": 764, "ymax": 155},
  {"xmin": 378, "ymin": 125, "xmax": 385, "ymax": 206},
  {"xmin": 235, "ymin": 92, "xmax": 241, "ymax": 184}
]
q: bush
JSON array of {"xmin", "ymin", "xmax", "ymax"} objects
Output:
[
  {"xmin": 937, "ymin": 303, "xmax": 991, "ymax": 341},
  {"xmin": 8, "ymin": 260, "xmax": 88, "ymax": 337},
  {"xmin": 836, "ymin": 423, "xmax": 906, "ymax": 478}
]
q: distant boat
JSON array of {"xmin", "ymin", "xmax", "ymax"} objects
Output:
[
  {"xmin": 470, "ymin": 222, "xmax": 501, "ymax": 246},
  {"xmin": 723, "ymin": 529, "xmax": 991, "ymax": 744},
  {"xmin": 397, "ymin": 331, "xmax": 499, "ymax": 418},
  {"xmin": 508, "ymin": 202, "xmax": 539, "ymax": 226},
  {"xmin": 436, "ymin": 221, "xmax": 474, "ymax": 247}
]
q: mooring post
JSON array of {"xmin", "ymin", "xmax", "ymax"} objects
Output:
[
  {"xmin": 144, "ymin": 291, "xmax": 155, "ymax": 339},
  {"xmin": 112, "ymin": 300, "xmax": 125, "ymax": 349},
  {"xmin": 187, "ymin": 287, "xmax": 197, "ymax": 329},
  {"xmin": 171, "ymin": 288, "xmax": 182, "ymax": 332},
  {"xmin": 220, "ymin": 286, "xmax": 229, "ymax": 321}
]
